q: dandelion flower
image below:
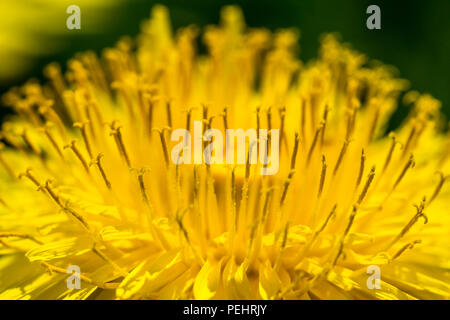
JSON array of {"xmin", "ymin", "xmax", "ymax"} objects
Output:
[{"xmin": 0, "ymin": 5, "xmax": 449, "ymax": 300}]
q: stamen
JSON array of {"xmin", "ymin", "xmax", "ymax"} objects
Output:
[
  {"xmin": 391, "ymin": 240, "xmax": 421, "ymax": 261},
  {"xmin": 307, "ymin": 124, "xmax": 323, "ymax": 165},
  {"xmin": 0, "ymin": 147, "xmax": 15, "ymax": 178},
  {"xmin": 74, "ymin": 121, "xmax": 93, "ymax": 159},
  {"xmin": 40, "ymin": 124, "xmax": 64, "ymax": 159},
  {"xmin": 300, "ymin": 97, "xmax": 306, "ymax": 141},
  {"xmin": 355, "ymin": 149, "xmax": 365, "ymax": 188},
  {"xmin": 427, "ymin": 172, "xmax": 449, "ymax": 205},
  {"xmin": 401, "ymin": 125, "xmax": 416, "ymax": 158},
  {"xmin": 332, "ymin": 205, "xmax": 358, "ymax": 266},
  {"xmin": 290, "ymin": 132, "xmax": 300, "ymax": 170},
  {"xmin": 145, "ymin": 94, "xmax": 155, "ymax": 136},
  {"xmin": 92, "ymin": 245, "xmax": 127, "ymax": 276},
  {"xmin": 110, "ymin": 122, "xmax": 131, "ymax": 168},
  {"xmin": 89, "ymin": 153, "xmax": 111, "ymax": 189},
  {"xmin": 261, "ymin": 187, "xmax": 274, "ymax": 222},
  {"xmin": 38, "ymin": 101, "xmax": 67, "ymax": 139},
  {"xmin": 153, "ymin": 127, "xmax": 171, "ymax": 166},
  {"xmin": 136, "ymin": 167, "xmax": 150, "ymax": 205},
  {"xmin": 39, "ymin": 179, "xmax": 62, "ymax": 207},
  {"xmin": 320, "ymin": 105, "xmax": 329, "ymax": 147},
  {"xmin": 166, "ymin": 100, "xmax": 173, "ymax": 128},
  {"xmin": 279, "ymin": 105, "xmax": 286, "ymax": 147},
  {"xmin": 18, "ymin": 168, "xmax": 41, "ymax": 187},
  {"xmin": 367, "ymin": 107, "xmax": 380, "ymax": 142},
  {"xmin": 231, "ymin": 166, "xmax": 237, "ymax": 230},
  {"xmin": 274, "ymin": 222, "xmax": 290, "ymax": 271},
  {"xmin": 64, "ymin": 140, "xmax": 90, "ymax": 172},
  {"xmin": 333, "ymin": 139, "xmax": 350, "ymax": 176},
  {"xmin": 112, "ymin": 82, "xmax": 135, "ymax": 121},
  {"xmin": 343, "ymin": 205, "xmax": 358, "ymax": 237},
  {"xmin": 297, "ymin": 204, "xmax": 338, "ymax": 263},
  {"xmin": 280, "ymin": 133, "xmax": 300, "ymax": 206},
  {"xmin": 19, "ymin": 130, "xmax": 43, "ymax": 160},
  {"xmin": 316, "ymin": 204, "xmax": 337, "ymax": 234},
  {"xmin": 0, "ymin": 130, "xmax": 23, "ymax": 152},
  {"xmin": 222, "ymin": 106, "xmax": 229, "ymax": 131},
  {"xmin": 357, "ymin": 166, "xmax": 376, "ymax": 205},
  {"xmin": 382, "ymin": 133, "xmax": 399, "ymax": 173},
  {"xmin": 186, "ymin": 107, "xmax": 194, "ymax": 132},
  {"xmin": 0, "ymin": 232, "xmax": 43, "ymax": 245},
  {"xmin": 245, "ymin": 139, "xmax": 257, "ymax": 180},
  {"xmin": 392, "ymin": 154, "xmax": 415, "ymax": 191},
  {"xmin": 386, "ymin": 198, "xmax": 428, "ymax": 250},
  {"xmin": 318, "ymin": 154, "xmax": 327, "ymax": 198},
  {"xmin": 61, "ymin": 200, "xmax": 91, "ymax": 231},
  {"xmin": 267, "ymin": 107, "xmax": 272, "ymax": 132},
  {"xmin": 255, "ymin": 106, "xmax": 260, "ymax": 139}
]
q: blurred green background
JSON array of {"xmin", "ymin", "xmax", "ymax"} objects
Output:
[{"xmin": 1, "ymin": 0, "xmax": 449, "ymax": 131}]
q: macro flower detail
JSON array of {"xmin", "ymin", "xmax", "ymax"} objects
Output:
[{"xmin": 0, "ymin": 5, "xmax": 449, "ymax": 300}]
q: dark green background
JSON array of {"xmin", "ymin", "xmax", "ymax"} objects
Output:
[{"xmin": 1, "ymin": 0, "xmax": 449, "ymax": 131}]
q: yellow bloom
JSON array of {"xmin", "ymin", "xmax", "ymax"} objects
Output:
[{"xmin": 0, "ymin": 5, "xmax": 449, "ymax": 300}]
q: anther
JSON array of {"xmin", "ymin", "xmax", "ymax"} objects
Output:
[
  {"xmin": 355, "ymin": 149, "xmax": 365, "ymax": 188},
  {"xmin": 0, "ymin": 146, "xmax": 15, "ymax": 178},
  {"xmin": 318, "ymin": 154, "xmax": 327, "ymax": 198},
  {"xmin": 280, "ymin": 170, "xmax": 295, "ymax": 207},
  {"xmin": 267, "ymin": 107, "xmax": 272, "ymax": 132},
  {"xmin": 74, "ymin": 121, "xmax": 93, "ymax": 159},
  {"xmin": 261, "ymin": 187, "xmax": 275, "ymax": 222},
  {"xmin": 320, "ymin": 105, "xmax": 329, "ymax": 147},
  {"xmin": 382, "ymin": 133, "xmax": 399, "ymax": 173},
  {"xmin": 64, "ymin": 140, "xmax": 90, "ymax": 172},
  {"xmin": 367, "ymin": 107, "xmax": 380, "ymax": 143},
  {"xmin": 333, "ymin": 139, "xmax": 351, "ymax": 176},
  {"xmin": 42, "ymin": 179, "xmax": 62, "ymax": 206},
  {"xmin": 427, "ymin": 172, "xmax": 449, "ymax": 206},
  {"xmin": 386, "ymin": 198, "xmax": 427, "ymax": 250},
  {"xmin": 280, "ymin": 133, "xmax": 300, "ymax": 206},
  {"xmin": 343, "ymin": 205, "xmax": 358, "ymax": 237},
  {"xmin": 110, "ymin": 121, "xmax": 131, "ymax": 168},
  {"xmin": 18, "ymin": 168, "xmax": 41, "ymax": 187},
  {"xmin": 153, "ymin": 127, "xmax": 171, "ymax": 166},
  {"xmin": 401, "ymin": 125, "xmax": 416, "ymax": 158},
  {"xmin": 300, "ymin": 97, "xmax": 306, "ymax": 141},
  {"xmin": 245, "ymin": 139, "xmax": 258, "ymax": 180},
  {"xmin": 316, "ymin": 204, "xmax": 337, "ymax": 234},
  {"xmin": 61, "ymin": 199, "xmax": 91, "ymax": 231},
  {"xmin": 19, "ymin": 129, "xmax": 43, "ymax": 160},
  {"xmin": 357, "ymin": 166, "xmax": 376, "ymax": 205},
  {"xmin": 166, "ymin": 100, "xmax": 173, "ymax": 128},
  {"xmin": 135, "ymin": 167, "xmax": 151, "ymax": 205},
  {"xmin": 89, "ymin": 153, "xmax": 111, "ymax": 189},
  {"xmin": 307, "ymin": 123, "xmax": 323, "ymax": 165},
  {"xmin": 279, "ymin": 106, "xmax": 286, "ymax": 147},
  {"xmin": 40, "ymin": 124, "xmax": 64, "ymax": 159},
  {"xmin": 255, "ymin": 106, "xmax": 260, "ymax": 139},
  {"xmin": 391, "ymin": 240, "xmax": 421, "ymax": 261},
  {"xmin": 392, "ymin": 154, "xmax": 415, "ymax": 191},
  {"xmin": 290, "ymin": 132, "xmax": 300, "ymax": 170}
]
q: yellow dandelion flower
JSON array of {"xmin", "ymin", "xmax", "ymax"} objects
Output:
[{"xmin": 0, "ymin": 5, "xmax": 449, "ymax": 300}]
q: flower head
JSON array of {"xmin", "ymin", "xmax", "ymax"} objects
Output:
[{"xmin": 0, "ymin": 5, "xmax": 449, "ymax": 299}]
